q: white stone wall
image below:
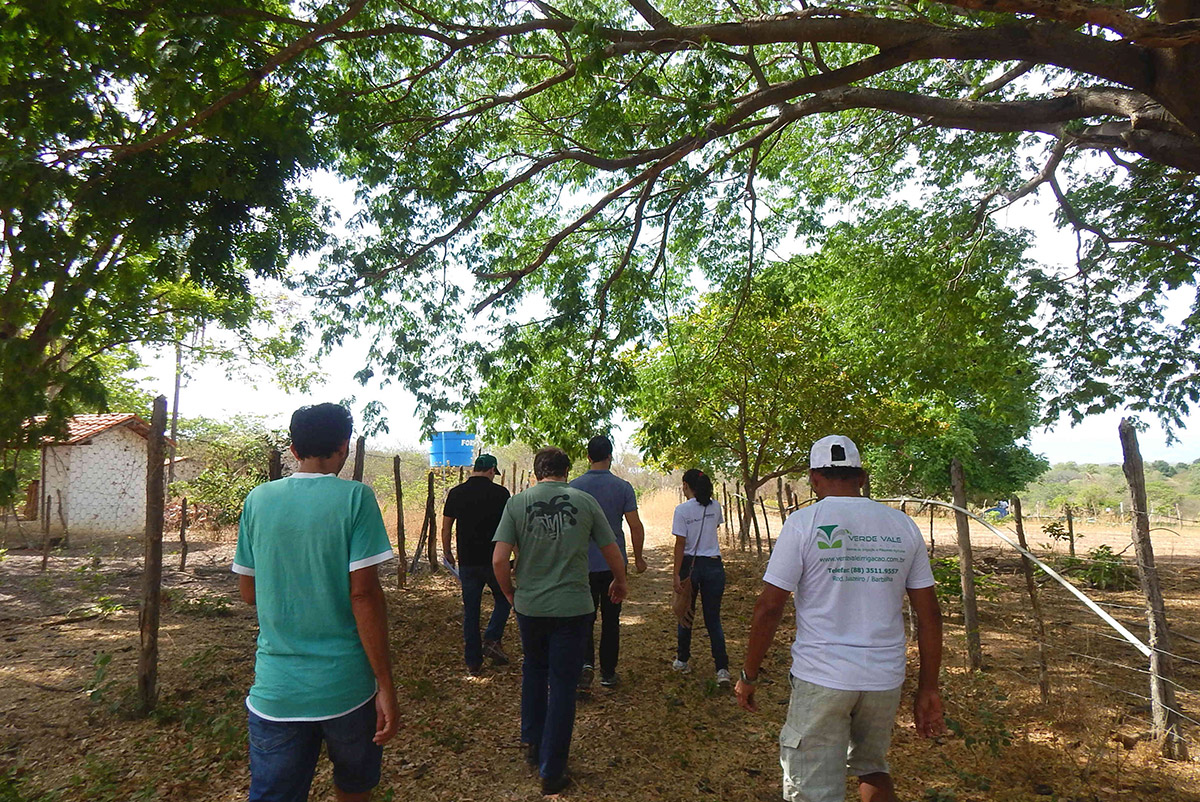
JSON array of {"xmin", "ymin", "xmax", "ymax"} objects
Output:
[{"xmin": 59, "ymin": 426, "xmax": 149, "ymax": 537}]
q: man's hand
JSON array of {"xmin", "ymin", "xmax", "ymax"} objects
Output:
[
  {"xmin": 634, "ymin": 554, "xmax": 648, "ymax": 574},
  {"xmin": 673, "ymin": 575, "xmax": 684, "ymax": 595},
  {"xmin": 374, "ymin": 685, "xmax": 400, "ymax": 744},
  {"xmin": 913, "ymin": 686, "xmax": 945, "ymax": 737},
  {"xmin": 735, "ymin": 678, "xmax": 757, "ymax": 712},
  {"xmin": 443, "ymin": 553, "xmax": 456, "ymax": 569},
  {"xmin": 609, "ymin": 575, "xmax": 628, "ymax": 604}
]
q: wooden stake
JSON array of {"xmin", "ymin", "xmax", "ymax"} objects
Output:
[
  {"xmin": 1065, "ymin": 505, "xmax": 1075, "ymax": 557},
  {"xmin": 40, "ymin": 496, "xmax": 50, "ymax": 571},
  {"xmin": 1120, "ymin": 419, "xmax": 1189, "ymax": 761},
  {"xmin": 748, "ymin": 487, "xmax": 763, "ymax": 556},
  {"xmin": 178, "ymin": 497, "xmax": 189, "ymax": 572},
  {"xmin": 425, "ymin": 470, "xmax": 438, "ymax": 570},
  {"xmin": 951, "ymin": 458, "xmax": 983, "ymax": 671},
  {"xmin": 1013, "ymin": 497, "xmax": 1049, "ymax": 703},
  {"xmin": 138, "ymin": 395, "xmax": 168, "ymax": 714},
  {"xmin": 394, "ymin": 457, "xmax": 407, "ymax": 588},
  {"xmin": 759, "ymin": 497, "xmax": 773, "ymax": 553},
  {"xmin": 352, "ymin": 435, "xmax": 366, "ymax": 482}
]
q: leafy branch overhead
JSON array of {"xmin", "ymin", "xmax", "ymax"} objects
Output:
[{"xmin": 311, "ymin": 0, "xmax": 1200, "ymax": 435}]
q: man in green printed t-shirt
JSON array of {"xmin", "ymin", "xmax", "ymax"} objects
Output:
[
  {"xmin": 232, "ymin": 403, "xmax": 398, "ymax": 802},
  {"xmin": 493, "ymin": 446, "xmax": 628, "ymax": 796}
]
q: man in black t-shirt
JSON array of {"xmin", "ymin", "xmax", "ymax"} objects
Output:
[{"xmin": 441, "ymin": 454, "xmax": 513, "ymax": 674}]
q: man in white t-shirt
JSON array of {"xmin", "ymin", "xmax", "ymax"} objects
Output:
[{"xmin": 735, "ymin": 435, "xmax": 944, "ymax": 802}]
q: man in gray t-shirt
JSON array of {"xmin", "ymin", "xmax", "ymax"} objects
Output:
[{"xmin": 568, "ymin": 436, "xmax": 646, "ymax": 689}]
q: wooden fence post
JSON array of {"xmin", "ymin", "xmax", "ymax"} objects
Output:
[
  {"xmin": 138, "ymin": 395, "xmax": 168, "ymax": 714},
  {"xmin": 352, "ymin": 435, "xmax": 366, "ymax": 482},
  {"xmin": 511, "ymin": 462, "xmax": 517, "ymax": 493},
  {"xmin": 776, "ymin": 477, "xmax": 787, "ymax": 523},
  {"xmin": 394, "ymin": 457, "xmax": 407, "ymax": 588},
  {"xmin": 1120, "ymin": 419, "xmax": 1189, "ymax": 760},
  {"xmin": 1013, "ymin": 497, "xmax": 1049, "ymax": 703},
  {"xmin": 951, "ymin": 458, "xmax": 983, "ymax": 671},
  {"xmin": 178, "ymin": 497, "xmax": 189, "ymax": 572},
  {"xmin": 40, "ymin": 496, "xmax": 50, "ymax": 571},
  {"xmin": 759, "ymin": 497, "xmax": 773, "ymax": 553},
  {"xmin": 748, "ymin": 489, "xmax": 763, "ymax": 556},
  {"xmin": 1065, "ymin": 505, "xmax": 1076, "ymax": 557},
  {"xmin": 425, "ymin": 470, "xmax": 438, "ymax": 570}
]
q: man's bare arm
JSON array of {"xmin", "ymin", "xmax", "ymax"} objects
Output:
[
  {"xmin": 907, "ymin": 585, "xmax": 946, "ymax": 737},
  {"xmin": 600, "ymin": 542, "xmax": 628, "ymax": 603},
  {"xmin": 493, "ymin": 541, "xmax": 516, "ymax": 606},
  {"xmin": 440, "ymin": 515, "xmax": 456, "ymax": 567},
  {"xmin": 350, "ymin": 565, "xmax": 399, "ymax": 744},
  {"xmin": 239, "ymin": 574, "xmax": 256, "ymax": 605},
  {"xmin": 625, "ymin": 510, "xmax": 647, "ymax": 573},
  {"xmin": 736, "ymin": 583, "xmax": 790, "ymax": 712}
]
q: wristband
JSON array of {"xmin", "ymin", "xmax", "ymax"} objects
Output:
[{"xmin": 739, "ymin": 669, "xmax": 758, "ymax": 686}]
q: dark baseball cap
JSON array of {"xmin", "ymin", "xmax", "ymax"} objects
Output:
[{"xmin": 474, "ymin": 454, "xmax": 500, "ymax": 472}]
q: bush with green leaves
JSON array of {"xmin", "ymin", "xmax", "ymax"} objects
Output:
[
  {"xmin": 1057, "ymin": 545, "xmax": 1137, "ymax": 591},
  {"xmin": 173, "ymin": 416, "xmax": 287, "ymax": 526},
  {"xmin": 931, "ymin": 556, "xmax": 1003, "ymax": 603}
]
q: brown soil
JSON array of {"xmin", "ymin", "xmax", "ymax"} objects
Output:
[{"xmin": 1, "ymin": 489, "xmax": 1198, "ymax": 801}]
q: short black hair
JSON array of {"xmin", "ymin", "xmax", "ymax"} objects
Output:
[
  {"xmin": 811, "ymin": 466, "xmax": 866, "ymax": 482},
  {"xmin": 290, "ymin": 403, "xmax": 353, "ymax": 459},
  {"xmin": 533, "ymin": 447, "xmax": 571, "ymax": 480},
  {"xmin": 587, "ymin": 435, "xmax": 613, "ymax": 463}
]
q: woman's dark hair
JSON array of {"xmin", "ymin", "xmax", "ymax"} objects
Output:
[
  {"xmin": 682, "ymin": 468, "xmax": 714, "ymax": 507},
  {"xmin": 290, "ymin": 403, "xmax": 353, "ymax": 459},
  {"xmin": 533, "ymin": 447, "xmax": 571, "ymax": 479}
]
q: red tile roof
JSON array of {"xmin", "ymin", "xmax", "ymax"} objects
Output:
[{"xmin": 31, "ymin": 414, "xmax": 154, "ymax": 445}]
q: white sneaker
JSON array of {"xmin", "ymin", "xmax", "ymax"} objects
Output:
[
  {"xmin": 716, "ymin": 668, "xmax": 732, "ymax": 687},
  {"xmin": 672, "ymin": 659, "xmax": 690, "ymax": 673}
]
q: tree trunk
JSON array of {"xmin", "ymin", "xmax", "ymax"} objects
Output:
[
  {"xmin": 1013, "ymin": 497, "xmax": 1049, "ymax": 703},
  {"xmin": 951, "ymin": 458, "xmax": 983, "ymax": 671},
  {"xmin": 268, "ymin": 449, "xmax": 282, "ymax": 481},
  {"xmin": 394, "ymin": 457, "xmax": 407, "ymax": 588},
  {"xmin": 746, "ymin": 482, "xmax": 763, "ymax": 556},
  {"xmin": 776, "ymin": 477, "xmax": 787, "ymax": 523},
  {"xmin": 138, "ymin": 395, "xmax": 167, "ymax": 715},
  {"xmin": 352, "ymin": 435, "xmax": 366, "ymax": 481},
  {"xmin": 1120, "ymin": 419, "xmax": 1189, "ymax": 760},
  {"xmin": 168, "ymin": 339, "xmax": 182, "ymax": 488}
]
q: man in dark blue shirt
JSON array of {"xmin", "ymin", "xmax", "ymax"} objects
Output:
[{"xmin": 568, "ymin": 436, "xmax": 647, "ymax": 688}]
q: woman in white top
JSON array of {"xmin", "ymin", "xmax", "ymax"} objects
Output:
[{"xmin": 671, "ymin": 469, "xmax": 730, "ymax": 685}]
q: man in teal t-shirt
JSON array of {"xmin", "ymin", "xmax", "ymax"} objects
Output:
[
  {"xmin": 232, "ymin": 403, "xmax": 398, "ymax": 802},
  {"xmin": 493, "ymin": 447, "xmax": 628, "ymax": 796}
]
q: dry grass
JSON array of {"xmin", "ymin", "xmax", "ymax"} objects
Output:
[{"xmin": 1, "ymin": 489, "xmax": 1199, "ymax": 801}]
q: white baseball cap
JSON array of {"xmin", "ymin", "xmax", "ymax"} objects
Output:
[{"xmin": 810, "ymin": 435, "xmax": 862, "ymax": 469}]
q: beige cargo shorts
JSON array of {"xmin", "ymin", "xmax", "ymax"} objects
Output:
[{"xmin": 778, "ymin": 676, "xmax": 903, "ymax": 802}]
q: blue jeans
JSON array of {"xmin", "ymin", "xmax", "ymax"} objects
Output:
[
  {"xmin": 676, "ymin": 556, "xmax": 729, "ymax": 671},
  {"xmin": 247, "ymin": 697, "xmax": 381, "ymax": 801},
  {"xmin": 516, "ymin": 613, "xmax": 590, "ymax": 780},
  {"xmin": 460, "ymin": 563, "xmax": 511, "ymax": 668}
]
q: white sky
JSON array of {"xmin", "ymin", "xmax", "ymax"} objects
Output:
[{"xmin": 135, "ymin": 173, "xmax": 1197, "ymax": 465}]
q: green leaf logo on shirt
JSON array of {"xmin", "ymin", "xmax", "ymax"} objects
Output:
[{"xmin": 816, "ymin": 525, "xmax": 843, "ymax": 549}]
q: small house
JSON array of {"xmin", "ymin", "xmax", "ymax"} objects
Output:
[{"xmin": 31, "ymin": 414, "xmax": 170, "ymax": 538}]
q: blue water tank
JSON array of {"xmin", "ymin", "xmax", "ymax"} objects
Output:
[{"xmin": 429, "ymin": 431, "xmax": 476, "ymax": 467}]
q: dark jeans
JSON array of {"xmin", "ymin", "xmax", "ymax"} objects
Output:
[
  {"xmin": 676, "ymin": 556, "xmax": 729, "ymax": 671},
  {"xmin": 587, "ymin": 570, "xmax": 621, "ymax": 675},
  {"xmin": 460, "ymin": 563, "xmax": 511, "ymax": 668},
  {"xmin": 247, "ymin": 698, "xmax": 381, "ymax": 801},
  {"xmin": 516, "ymin": 612, "xmax": 589, "ymax": 780}
]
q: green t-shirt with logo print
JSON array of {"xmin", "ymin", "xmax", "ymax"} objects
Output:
[{"xmin": 493, "ymin": 480, "xmax": 615, "ymax": 617}]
